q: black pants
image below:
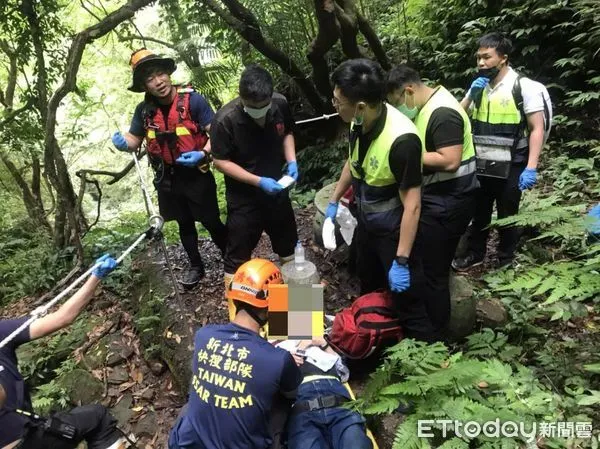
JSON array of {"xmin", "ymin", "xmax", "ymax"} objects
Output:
[
  {"xmin": 418, "ymin": 191, "xmax": 476, "ymax": 331},
  {"xmin": 157, "ymin": 168, "xmax": 227, "ymax": 267},
  {"xmin": 20, "ymin": 404, "xmax": 121, "ymax": 449},
  {"xmin": 354, "ymin": 223, "xmax": 439, "ymax": 342},
  {"xmin": 466, "ymin": 163, "xmax": 525, "ymax": 262},
  {"xmin": 224, "ymin": 192, "xmax": 298, "ymax": 274}
]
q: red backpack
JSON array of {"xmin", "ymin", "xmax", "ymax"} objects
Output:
[{"xmin": 326, "ymin": 290, "xmax": 403, "ymax": 359}]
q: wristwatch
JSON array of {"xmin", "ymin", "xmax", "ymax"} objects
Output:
[{"xmin": 394, "ymin": 255, "xmax": 409, "ymax": 266}]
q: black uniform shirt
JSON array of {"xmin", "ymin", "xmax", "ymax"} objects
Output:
[{"xmin": 210, "ymin": 93, "xmax": 295, "ymax": 201}]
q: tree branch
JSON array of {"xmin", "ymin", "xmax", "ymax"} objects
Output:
[
  {"xmin": 75, "ymin": 151, "xmax": 144, "ymax": 185},
  {"xmin": 307, "ymin": 0, "xmax": 339, "ymax": 99},
  {"xmin": 333, "ymin": 0, "xmax": 362, "ymax": 59},
  {"xmin": 0, "ymin": 99, "xmax": 34, "ymax": 130},
  {"xmin": 356, "ymin": 12, "xmax": 390, "ymax": 69},
  {"xmin": 121, "ymin": 35, "xmax": 179, "ymax": 52},
  {"xmin": 201, "ymin": 0, "xmax": 327, "ymax": 113}
]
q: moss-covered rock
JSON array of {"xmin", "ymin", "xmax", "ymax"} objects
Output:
[
  {"xmin": 56, "ymin": 368, "xmax": 104, "ymax": 405},
  {"xmin": 18, "ymin": 314, "xmax": 100, "ymax": 387},
  {"xmin": 448, "ymin": 274, "xmax": 477, "ymax": 340}
]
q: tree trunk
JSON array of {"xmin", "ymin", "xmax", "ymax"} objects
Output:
[
  {"xmin": 201, "ymin": 0, "xmax": 327, "ymax": 113},
  {"xmin": 307, "ymin": 0, "xmax": 339, "ymax": 99},
  {"xmin": 0, "ymin": 153, "xmax": 52, "ymax": 231},
  {"xmin": 20, "ymin": 0, "xmax": 155, "ymax": 255},
  {"xmin": 334, "ymin": 0, "xmax": 362, "ymax": 59},
  {"xmin": 356, "ymin": 12, "xmax": 390, "ymax": 69}
]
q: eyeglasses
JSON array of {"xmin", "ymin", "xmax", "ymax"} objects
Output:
[{"xmin": 331, "ymin": 97, "xmax": 351, "ymax": 108}]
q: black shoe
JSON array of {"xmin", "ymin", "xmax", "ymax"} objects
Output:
[
  {"xmin": 451, "ymin": 253, "xmax": 484, "ymax": 272},
  {"xmin": 181, "ymin": 265, "xmax": 205, "ymax": 288}
]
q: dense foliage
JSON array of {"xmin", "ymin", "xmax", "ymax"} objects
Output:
[{"xmin": 0, "ymin": 0, "xmax": 598, "ymax": 446}]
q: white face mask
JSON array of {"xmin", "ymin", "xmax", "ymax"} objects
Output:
[{"xmin": 244, "ymin": 102, "xmax": 271, "ymax": 119}]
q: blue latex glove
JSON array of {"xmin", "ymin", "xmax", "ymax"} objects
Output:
[
  {"xmin": 587, "ymin": 203, "xmax": 600, "ymax": 236},
  {"xmin": 176, "ymin": 151, "xmax": 205, "ymax": 167},
  {"xmin": 258, "ymin": 177, "xmax": 284, "ymax": 195},
  {"xmin": 519, "ymin": 168, "xmax": 538, "ymax": 191},
  {"xmin": 286, "ymin": 161, "xmax": 299, "ymax": 181},
  {"xmin": 111, "ymin": 132, "xmax": 129, "ymax": 151},
  {"xmin": 92, "ymin": 254, "xmax": 117, "ymax": 279},
  {"xmin": 325, "ymin": 201, "xmax": 339, "ymax": 222},
  {"xmin": 388, "ymin": 260, "xmax": 410, "ymax": 293},
  {"xmin": 469, "ymin": 77, "xmax": 490, "ymax": 98}
]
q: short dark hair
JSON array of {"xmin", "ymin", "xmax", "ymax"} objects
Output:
[
  {"xmin": 386, "ymin": 64, "xmax": 422, "ymax": 94},
  {"xmin": 477, "ymin": 32, "xmax": 513, "ymax": 58},
  {"xmin": 331, "ymin": 58, "xmax": 385, "ymax": 106},
  {"xmin": 233, "ymin": 300, "xmax": 266, "ymax": 318},
  {"xmin": 239, "ymin": 64, "xmax": 273, "ymax": 103}
]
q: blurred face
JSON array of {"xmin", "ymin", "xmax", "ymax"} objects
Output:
[
  {"xmin": 476, "ymin": 47, "xmax": 507, "ymax": 70},
  {"xmin": 144, "ymin": 68, "xmax": 172, "ymax": 99},
  {"xmin": 332, "ymin": 86, "xmax": 365, "ymax": 124}
]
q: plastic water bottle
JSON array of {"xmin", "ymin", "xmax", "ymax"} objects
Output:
[
  {"xmin": 295, "ymin": 241, "xmax": 305, "ymax": 265},
  {"xmin": 281, "ymin": 241, "xmax": 320, "ymax": 286}
]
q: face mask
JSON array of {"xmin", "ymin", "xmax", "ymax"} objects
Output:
[
  {"xmin": 351, "ymin": 103, "xmax": 364, "ymax": 132},
  {"xmin": 396, "ymin": 91, "xmax": 418, "ymax": 120},
  {"xmin": 478, "ymin": 66, "xmax": 501, "ymax": 81},
  {"xmin": 244, "ymin": 102, "xmax": 271, "ymax": 119}
]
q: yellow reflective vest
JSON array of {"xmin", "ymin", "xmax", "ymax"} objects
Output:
[{"xmin": 349, "ymin": 103, "xmax": 421, "ymax": 234}]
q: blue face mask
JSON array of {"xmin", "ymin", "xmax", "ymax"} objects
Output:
[{"xmin": 396, "ymin": 90, "xmax": 418, "ymax": 120}]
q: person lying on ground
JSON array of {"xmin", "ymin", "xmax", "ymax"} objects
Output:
[
  {"xmin": 0, "ymin": 255, "xmax": 127, "ymax": 449},
  {"xmin": 277, "ymin": 337, "xmax": 373, "ymax": 449}
]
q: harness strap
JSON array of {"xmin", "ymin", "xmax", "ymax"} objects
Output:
[{"xmin": 291, "ymin": 394, "xmax": 349, "ymax": 415}]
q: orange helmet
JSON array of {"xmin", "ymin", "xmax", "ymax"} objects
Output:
[{"xmin": 227, "ymin": 259, "xmax": 283, "ymax": 308}]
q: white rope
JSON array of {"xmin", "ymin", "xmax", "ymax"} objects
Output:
[
  {"xmin": 295, "ymin": 113, "xmax": 339, "ymax": 125},
  {"xmin": 0, "ymin": 231, "xmax": 150, "ymax": 350}
]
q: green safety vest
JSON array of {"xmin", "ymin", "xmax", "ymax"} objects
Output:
[
  {"xmin": 471, "ymin": 76, "xmax": 528, "ymax": 158},
  {"xmin": 414, "ymin": 86, "xmax": 476, "ymax": 187},
  {"xmin": 349, "ymin": 103, "xmax": 421, "ymax": 234}
]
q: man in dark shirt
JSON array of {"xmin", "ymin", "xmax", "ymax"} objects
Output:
[
  {"xmin": 111, "ymin": 49, "xmax": 227, "ymax": 288},
  {"xmin": 169, "ymin": 259, "xmax": 302, "ymax": 449},
  {"xmin": 0, "ymin": 255, "xmax": 125, "ymax": 449},
  {"xmin": 326, "ymin": 59, "xmax": 429, "ymax": 341},
  {"xmin": 386, "ymin": 65, "xmax": 478, "ymax": 340},
  {"xmin": 210, "ymin": 65, "xmax": 299, "ymax": 321}
]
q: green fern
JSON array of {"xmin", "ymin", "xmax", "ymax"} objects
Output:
[
  {"xmin": 436, "ymin": 437, "xmax": 469, "ymax": 449},
  {"xmin": 393, "ymin": 416, "xmax": 432, "ymax": 449},
  {"xmin": 361, "ymin": 335, "xmax": 565, "ymax": 448}
]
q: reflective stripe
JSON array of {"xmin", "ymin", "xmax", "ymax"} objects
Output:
[
  {"xmin": 230, "ymin": 282, "xmax": 260, "ymax": 297},
  {"xmin": 176, "ymin": 126, "xmax": 191, "ymax": 136},
  {"xmin": 359, "ymin": 196, "xmax": 401, "ymax": 213},
  {"xmin": 301, "ymin": 374, "xmax": 338, "ymax": 385},
  {"xmin": 475, "ymin": 135, "xmax": 527, "ymax": 151},
  {"xmin": 423, "ymin": 157, "xmax": 476, "ymax": 186}
]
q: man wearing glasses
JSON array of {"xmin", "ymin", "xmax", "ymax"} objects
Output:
[{"xmin": 327, "ymin": 59, "xmax": 435, "ymax": 341}]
